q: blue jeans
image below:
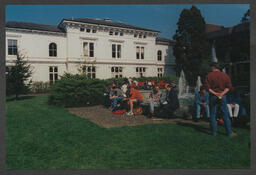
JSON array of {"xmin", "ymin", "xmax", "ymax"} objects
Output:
[
  {"xmin": 149, "ymin": 101, "xmax": 158, "ymax": 113},
  {"xmin": 111, "ymin": 96, "xmax": 123, "ymax": 108},
  {"xmin": 209, "ymin": 95, "xmax": 233, "ymax": 135},
  {"xmin": 196, "ymin": 104, "xmax": 210, "ymax": 118}
]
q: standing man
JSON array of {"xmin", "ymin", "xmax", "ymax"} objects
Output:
[{"xmin": 205, "ymin": 62, "xmax": 237, "ymax": 137}]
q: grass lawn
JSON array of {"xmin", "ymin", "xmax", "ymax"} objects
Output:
[{"xmin": 6, "ymin": 95, "xmax": 250, "ymax": 169}]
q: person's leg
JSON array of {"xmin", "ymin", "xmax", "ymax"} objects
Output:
[
  {"xmin": 112, "ymin": 97, "xmax": 118, "ymax": 108},
  {"xmin": 221, "ymin": 96, "xmax": 233, "ymax": 135},
  {"xmin": 205, "ymin": 104, "xmax": 210, "ymax": 118},
  {"xmin": 227, "ymin": 104, "xmax": 233, "ymax": 118},
  {"xmin": 234, "ymin": 104, "xmax": 240, "ymax": 118},
  {"xmin": 128, "ymin": 99, "xmax": 137, "ymax": 114},
  {"xmin": 196, "ymin": 104, "xmax": 201, "ymax": 119},
  {"xmin": 210, "ymin": 95, "xmax": 218, "ymax": 135},
  {"xmin": 149, "ymin": 101, "xmax": 154, "ymax": 114}
]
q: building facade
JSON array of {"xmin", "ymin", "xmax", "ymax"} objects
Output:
[{"xmin": 6, "ymin": 18, "xmax": 176, "ymax": 83}]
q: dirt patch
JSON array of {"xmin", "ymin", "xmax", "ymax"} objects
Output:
[{"xmin": 67, "ymin": 105, "xmax": 209, "ymax": 128}]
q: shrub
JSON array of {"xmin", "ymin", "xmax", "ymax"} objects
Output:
[
  {"xmin": 30, "ymin": 81, "xmax": 50, "ymax": 93},
  {"xmin": 48, "ymin": 74, "xmax": 106, "ymax": 107}
]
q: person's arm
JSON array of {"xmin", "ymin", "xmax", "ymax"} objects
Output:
[{"xmin": 219, "ymin": 88, "xmax": 229, "ymax": 98}]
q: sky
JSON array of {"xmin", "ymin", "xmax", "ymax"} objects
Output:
[{"xmin": 6, "ymin": 4, "xmax": 249, "ymax": 39}]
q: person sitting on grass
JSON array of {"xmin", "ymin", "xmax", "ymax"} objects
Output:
[
  {"xmin": 109, "ymin": 86, "xmax": 123, "ymax": 110},
  {"xmin": 124, "ymin": 85, "xmax": 143, "ymax": 116},
  {"xmin": 226, "ymin": 85, "xmax": 240, "ymax": 122},
  {"xmin": 161, "ymin": 84, "xmax": 180, "ymax": 117},
  {"xmin": 148, "ymin": 86, "xmax": 162, "ymax": 116},
  {"xmin": 194, "ymin": 85, "xmax": 210, "ymax": 122}
]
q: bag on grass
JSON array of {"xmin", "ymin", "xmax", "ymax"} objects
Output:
[{"xmin": 112, "ymin": 109, "xmax": 126, "ymax": 115}]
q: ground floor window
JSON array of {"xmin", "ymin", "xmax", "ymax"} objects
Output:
[
  {"xmin": 157, "ymin": 68, "xmax": 163, "ymax": 77},
  {"xmin": 136, "ymin": 67, "xmax": 146, "ymax": 77},
  {"xmin": 82, "ymin": 66, "xmax": 96, "ymax": 78},
  {"xmin": 49, "ymin": 66, "xmax": 58, "ymax": 84},
  {"xmin": 111, "ymin": 67, "xmax": 122, "ymax": 78}
]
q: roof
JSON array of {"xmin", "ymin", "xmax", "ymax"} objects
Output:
[
  {"xmin": 61, "ymin": 18, "xmax": 160, "ymax": 33},
  {"xmin": 206, "ymin": 24, "xmax": 224, "ymax": 33},
  {"xmin": 232, "ymin": 22, "xmax": 249, "ymax": 33},
  {"xmin": 6, "ymin": 21, "xmax": 65, "ymax": 33},
  {"xmin": 156, "ymin": 37, "xmax": 175, "ymax": 43}
]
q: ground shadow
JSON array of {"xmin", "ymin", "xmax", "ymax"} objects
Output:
[
  {"xmin": 6, "ymin": 95, "xmax": 35, "ymax": 102},
  {"xmin": 176, "ymin": 121, "xmax": 226, "ymax": 136}
]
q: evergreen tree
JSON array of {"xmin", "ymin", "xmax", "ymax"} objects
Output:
[
  {"xmin": 6, "ymin": 53, "xmax": 32, "ymax": 99},
  {"xmin": 241, "ymin": 9, "xmax": 250, "ymax": 23},
  {"xmin": 173, "ymin": 6, "xmax": 211, "ymax": 86}
]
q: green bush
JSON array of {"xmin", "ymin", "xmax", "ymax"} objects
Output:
[
  {"xmin": 48, "ymin": 74, "xmax": 106, "ymax": 107},
  {"xmin": 48, "ymin": 74, "xmax": 178, "ymax": 107}
]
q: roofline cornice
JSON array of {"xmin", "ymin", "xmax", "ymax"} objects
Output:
[
  {"xmin": 6, "ymin": 27, "xmax": 66, "ymax": 36},
  {"xmin": 61, "ymin": 19, "xmax": 160, "ymax": 36}
]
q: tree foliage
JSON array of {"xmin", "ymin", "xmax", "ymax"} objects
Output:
[
  {"xmin": 6, "ymin": 53, "xmax": 32, "ymax": 99},
  {"xmin": 172, "ymin": 6, "xmax": 211, "ymax": 86},
  {"xmin": 241, "ymin": 9, "xmax": 250, "ymax": 23}
]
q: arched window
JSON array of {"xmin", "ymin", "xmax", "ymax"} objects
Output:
[
  {"xmin": 157, "ymin": 50, "xmax": 162, "ymax": 61},
  {"xmin": 49, "ymin": 43, "xmax": 57, "ymax": 57}
]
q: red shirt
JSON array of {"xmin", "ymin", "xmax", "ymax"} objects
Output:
[
  {"xmin": 205, "ymin": 71, "xmax": 232, "ymax": 93},
  {"xmin": 128, "ymin": 89, "xmax": 143, "ymax": 101}
]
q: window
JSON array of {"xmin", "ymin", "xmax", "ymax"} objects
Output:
[
  {"xmin": 143, "ymin": 35, "xmax": 146, "ymax": 38},
  {"xmin": 49, "ymin": 43, "xmax": 57, "ymax": 57},
  {"xmin": 83, "ymin": 42, "xmax": 94, "ymax": 57},
  {"xmin": 136, "ymin": 46, "xmax": 144, "ymax": 59},
  {"xmin": 92, "ymin": 29, "xmax": 97, "ymax": 33},
  {"xmin": 120, "ymin": 32, "xmax": 123, "ymax": 36},
  {"xmin": 80, "ymin": 28, "xmax": 85, "ymax": 32},
  {"xmin": 157, "ymin": 68, "xmax": 163, "ymax": 77},
  {"xmin": 83, "ymin": 66, "xmax": 96, "ymax": 78},
  {"xmin": 112, "ymin": 44, "xmax": 121, "ymax": 58},
  {"xmin": 157, "ymin": 50, "xmax": 162, "ymax": 61},
  {"xmin": 8, "ymin": 39, "xmax": 17, "ymax": 55},
  {"xmin": 111, "ymin": 67, "xmax": 122, "ymax": 78},
  {"xmin": 115, "ymin": 32, "xmax": 118, "ymax": 35},
  {"xmin": 86, "ymin": 28, "xmax": 91, "ymax": 33},
  {"xmin": 49, "ymin": 66, "xmax": 58, "ymax": 84},
  {"xmin": 136, "ymin": 67, "xmax": 146, "ymax": 77},
  {"xmin": 139, "ymin": 34, "xmax": 142, "ymax": 38},
  {"xmin": 134, "ymin": 34, "xmax": 137, "ymax": 38},
  {"xmin": 109, "ymin": 31, "xmax": 113, "ymax": 35}
]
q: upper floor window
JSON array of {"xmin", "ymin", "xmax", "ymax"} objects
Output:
[
  {"xmin": 80, "ymin": 28, "xmax": 85, "ymax": 32},
  {"xmin": 86, "ymin": 28, "xmax": 91, "ymax": 33},
  {"xmin": 83, "ymin": 42, "xmax": 94, "ymax": 57},
  {"xmin": 92, "ymin": 29, "xmax": 97, "ymax": 33},
  {"xmin": 120, "ymin": 32, "xmax": 123, "ymax": 36},
  {"xmin": 109, "ymin": 31, "xmax": 113, "ymax": 35},
  {"xmin": 157, "ymin": 50, "xmax": 162, "ymax": 61},
  {"xmin": 49, "ymin": 43, "xmax": 57, "ymax": 57},
  {"xmin": 115, "ymin": 32, "xmax": 118, "ymax": 36},
  {"xmin": 8, "ymin": 39, "xmax": 17, "ymax": 55},
  {"xmin": 136, "ymin": 46, "xmax": 144, "ymax": 59},
  {"xmin": 112, "ymin": 44, "xmax": 121, "ymax": 58}
]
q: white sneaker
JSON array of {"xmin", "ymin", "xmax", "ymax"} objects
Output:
[{"xmin": 126, "ymin": 111, "xmax": 134, "ymax": 116}]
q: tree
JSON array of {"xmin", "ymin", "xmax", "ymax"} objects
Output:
[
  {"xmin": 241, "ymin": 9, "xmax": 250, "ymax": 23},
  {"xmin": 6, "ymin": 53, "xmax": 32, "ymax": 99},
  {"xmin": 173, "ymin": 6, "xmax": 211, "ymax": 86}
]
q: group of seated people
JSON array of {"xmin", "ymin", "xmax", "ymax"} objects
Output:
[
  {"xmin": 194, "ymin": 84, "xmax": 249, "ymax": 122},
  {"xmin": 105, "ymin": 78, "xmax": 180, "ymax": 117}
]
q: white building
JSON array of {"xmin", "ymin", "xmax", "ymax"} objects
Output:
[{"xmin": 6, "ymin": 18, "xmax": 176, "ymax": 83}]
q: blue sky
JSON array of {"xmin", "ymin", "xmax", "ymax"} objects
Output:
[{"xmin": 6, "ymin": 4, "xmax": 249, "ymax": 39}]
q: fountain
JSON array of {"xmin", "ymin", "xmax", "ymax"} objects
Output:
[
  {"xmin": 178, "ymin": 70, "xmax": 193, "ymax": 99},
  {"xmin": 195, "ymin": 76, "xmax": 202, "ymax": 92},
  {"xmin": 212, "ymin": 41, "xmax": 218, "ymax": 62}
]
